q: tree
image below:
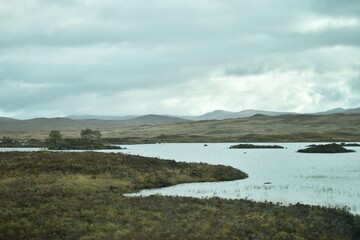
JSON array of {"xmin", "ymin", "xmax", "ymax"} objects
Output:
[
  {"xmin": 48, "ymin": 130, "xmax": 65, "ymax": 150},
  {"xmin": 80, "ymin": 129, "xmax": 101, "ymax": 144},
  {"xmin": 2, "ymin": 136, "xmax": 16, "ymax": 144}
]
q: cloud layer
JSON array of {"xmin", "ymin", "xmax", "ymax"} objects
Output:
[{"xmin": 1, "ymin": 0, "xmax": 359, "ymax": 118}]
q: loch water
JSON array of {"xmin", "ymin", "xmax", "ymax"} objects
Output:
[
  {"xmin": 2, "ymin": 143, "xmax": 359, "ymax": 214},
  {"xmin": 121, "ymin": 143, "xmax": 360, "ymax": 215}
]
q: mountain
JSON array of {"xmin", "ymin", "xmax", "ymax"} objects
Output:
[
  {"xmin": 65, "ymin": 109, "xmax": 296, "ymax": 122},
  {"xmin": 191, "ymin": 109, "xmax": 295, "ymax": 120},
  {"xmin": 0, "ymin": 117, "xmax": 16, "ymax": 122},
  {"xmin": 0, "ymin": 115, "xmax": 190, "ymax": 132},
  {"xmin": 191, "ymin": 110, "xmax": 235, "ymax": 120},
  {"xmin": 343, "ymin": 107, "xmax": 360, "ymax": 114},
  {"xmin": 315, "ymin": 108, "xmax": 346, "ymax": 115},
  {"xmin": 0, "ymin": 117, "xmax": 91, "ymax": 131},
  {"xmin": 3, "ymin": 113, "xmax": 359, "ymax": 142},
  {"xmin": 66, "ymin": 115, "xmax": 137, "ymax": 120},
  {"xmin": 1, "ymin": 107, "xmax": 359, "ymax": 132},
  {"xmin": 315, "ymin": 107, "xmax": 360, "ymax": 115},
  {"xmin": 190, "ymin": 107, "xmax": 360, "ymax": 121},
  {"xmin": 125, "ymin": 114, "xmax": 191, "ymax": 125},
  {"xmin": 64, "ymin": 107, "xmax": 360, "ymax": 122}
]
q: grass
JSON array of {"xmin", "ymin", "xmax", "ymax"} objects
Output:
[
  {"xmin": 1, "ymin": 151, "xmax": 360, "ymax": 239},
  {"xmin": 2, "ymin": 113, "xmax": 360, "ymax": 143},
  {"xmin": 298, "ymin": 143, "xmax": 355, "ymax": 153}
]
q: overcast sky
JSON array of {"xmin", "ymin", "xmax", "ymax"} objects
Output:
[{"xmin": 1, "ymin": 0, "xmax": 359, "ymax": 119}]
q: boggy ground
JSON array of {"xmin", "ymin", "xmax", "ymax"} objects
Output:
[{"xmin": 0, "ymin": 151, "xmax": 359, "ymax": 239}]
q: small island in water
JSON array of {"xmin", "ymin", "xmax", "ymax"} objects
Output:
[
  {"xmin": 341, "ymin": 142, "xmax": 360, "ymax": 147},
  {"xmin": 298, "ymin": 143, "xmax": 355, "ymax": 153},
  {"xmin": 229, "ymin": 143, "xmax": 284, "ymax": 149}
]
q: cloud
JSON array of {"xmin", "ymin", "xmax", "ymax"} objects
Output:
[
  {"xmin": 311, "ymin": 0, "xmax": 360, "ymax": 16},
  {"xmin": 296, "ymin": 15, "xmax": 360, "ymax": 34},
  {"xmin": 0, "ymin": 0, "xmax": 359, "ymax": 118}
]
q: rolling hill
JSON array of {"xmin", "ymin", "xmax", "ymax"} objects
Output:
[
  {"xmin": 64, "ymin": 107, "xmax": 360, "ymax": 121},
  {"xmin": 128, "ymin": 114, "xmax": 191, "ymax": 125},
  {"xmin": 0, "ymin": 115, "xmax": 191, "ymax": 132},
  {"xmin": 66, "ymin": 114, "xmax": 137, "ymax": 121},
  {"xmin": 314, "ymin": 107, "xmax": 360, "ymax": 115},
  {"xmin": 1, "ymin": 113, "xmax": 359, "ymax": 142},
  {"xmin": 190, "ymin": 109, "xmax": 294, "ymax": 120}
]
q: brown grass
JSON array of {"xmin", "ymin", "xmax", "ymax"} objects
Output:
[
  {"xmin": 1, "ymin": 114, "xmax": 360, "ymax": 143},
  {"xmin": 1, "ymin": 151, "xmax": 359, "ymax": 239}
]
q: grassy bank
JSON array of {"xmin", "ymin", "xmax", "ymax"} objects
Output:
[{"xmin": 0, "ymin": 151, "xmax": 359, "ymax": 239}]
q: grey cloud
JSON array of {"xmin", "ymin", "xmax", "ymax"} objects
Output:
[
  {"xmin": 0, "ymin": 0, "xmax": 359, "ymax": 118},
  {"xmin": 348, "ymin": 74, "xmax": 360, "ymax": 92},
  {"xmin": 311, "ymin": 0, "xmax": 360, "ymax": 16},
  {"xmin": 316, "ymin": 86, "xmax": 345, "ymax": 102},
  {"xmin": 306, "ymin": 28, "xmax": 360, "ymax": 47},
  {"xmin": 223, "ymin": 64, "xmax": 270, "ymax": 76}
]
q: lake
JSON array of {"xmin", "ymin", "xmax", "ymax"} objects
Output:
[
  {"xmin": 121, "ymin": 142, "xmax": 360, "ymax": 215},
  {"xmin": 1, "ymin": 143, "xmax": 359, "ymax": 214}
]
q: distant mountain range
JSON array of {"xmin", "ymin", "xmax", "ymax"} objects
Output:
[
  {"xmin": 66, "ymin": 109, "xmax": 293, "ymax": 121},
  {"xmin": 313, "ymin": 107, "xmax": 360, "ymax": 115},
  {"xmin": 65, "ymin": 107, "xmax": 360, "ymax": 121},
  {"xmin": 186, "ymin": 109, "xmax": 294, "ymax": 120},
  {"xmin": 66, "ymin": 115, "xmax": 137, "ymax": 121},
  {"xmin": 0, "ymin": 115, "xmax": 191, "ymax": 131},
  {"xmin": 0, "ymin": 107, "xmax": 359, "ymax": 132}
]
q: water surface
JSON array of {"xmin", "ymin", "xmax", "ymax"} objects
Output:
[
  {"xmin": 2, "ymin": 143, "xmax": 359, "ymax": 214},
  {"xmin": 122, "ymin": 143, "xmax": 360, "ymax": 214}
]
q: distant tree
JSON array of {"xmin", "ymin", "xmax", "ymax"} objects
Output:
[
  {"xmin": 80, "ymin": 129, "xmax": 101, "ymax": 144},
  {"xmin": 48, "ymin": 130, "xmax": 65, "ymax": 149},
  {"xmin": 2, "ymin": 136, "xmax": 16, "ymax": 144}
]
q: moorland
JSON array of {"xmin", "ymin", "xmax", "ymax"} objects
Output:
[
  {"xmin": 1, "ymin": 112, "xmax": 360, "ymax": 239},
  {"xmin": 1, "ymin": 113, "xmax": 360, "ymax": 143},
  {"xmin": 1, "ymin": 151, "xmax": 359, "ymax": 239}
]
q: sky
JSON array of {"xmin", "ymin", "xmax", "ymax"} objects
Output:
[{"xmin": 0, "ymin": 0, "xmax": 359, "ymax": 119}]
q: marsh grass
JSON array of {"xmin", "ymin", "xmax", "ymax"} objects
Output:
[{"xmin": 0, "ymin": 151, "xmax": 359, "ymax": 239}]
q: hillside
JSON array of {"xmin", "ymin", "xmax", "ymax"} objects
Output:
[
  {"xmin": 123, "ymin": 113, "xmax": 360, "ymax": 143},
  {"xmin": 191, "ymin": 109, "xmax": 294, "ymax": 120},
  {"xmin": 128, "ymin": 114, "xmax": 191, "ymax": 125},
  {"xmin": 0, "ymin": 115, "xmax": 190, "ymax": 132},
  {"xmin": 66, "ymin": 114, "xmax": 137, "ymax": 120},
  {"xmin": 2, "ymin": 113, "xmax": 360, "ymax": 142},
  {"xmin": 314, "ymin": 107, "xmax": 360, "ymax": 115},
  {"xmin": 63, "ymin": 107, "xmax": 360, "ymax": 122}
]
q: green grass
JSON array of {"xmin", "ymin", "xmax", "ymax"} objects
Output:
[{"xmin": 0, "ymin": 151, "xmax": 359, "ymax": 239}]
